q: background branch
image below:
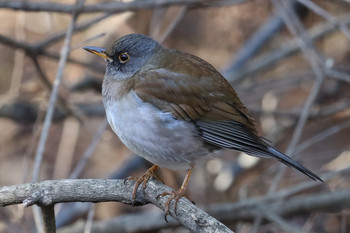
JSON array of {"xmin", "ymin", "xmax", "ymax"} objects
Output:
[
  {"xmin": 0, "ymin": 0, "xmax": 247, "ymax": 14},
  {"xmin": 31, "ymin": 0, "xmax": 85, "ymax": 182}
]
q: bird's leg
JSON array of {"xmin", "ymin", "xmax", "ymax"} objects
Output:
[
  {"xmin": 125, "ymin": 165, "xmax": 160, "ymax": 201},
  {"xmin": 158, "ymin": 164, "xmax": 194, "ymax": 219}
]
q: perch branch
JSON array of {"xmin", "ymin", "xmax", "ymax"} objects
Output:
[
  {"xmin": 0, "ymin": 179, "xmax": 234, "ymax": 233},
  {"xmin": 40, "ymin": 180, "xmax": 350, "ymax": 233}
]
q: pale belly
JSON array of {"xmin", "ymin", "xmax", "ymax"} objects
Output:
[{"xmin": 104, "ymin": 91, "xmax": 210, "ymax": 170}]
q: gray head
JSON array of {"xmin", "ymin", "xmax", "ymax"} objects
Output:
[
  {"xmin": 84, "ymin": 34, "xmax": 160, "ymax": 80},
  {"xmin": 103, "ymin": 34, "xmax": 160, "ymax": 80}
]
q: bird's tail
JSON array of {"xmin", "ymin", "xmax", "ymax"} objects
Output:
[{"xmin": 267, "ymin": 147, "xmax": 323, "ymax": 182}]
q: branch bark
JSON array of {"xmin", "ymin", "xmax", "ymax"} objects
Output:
[
  {"xmin": 0, "ymin": 179, "xmax": 234, "ymax": 233},
  {"xmin": 54, "ymin": 184, "xmax": 350, "ymax": 233},
  {"xmin": 0, "ymin": 0, "xmax": 247, "ymax": 14},
  {"xmin": 209, "ymin": 188, "xmax": 350, "ymax": 222},
  {"xmin": 42, "ymin": 206, "xmax": 56, "ymax": 233}
]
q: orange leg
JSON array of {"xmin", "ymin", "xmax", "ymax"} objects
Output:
[
  {"xmin": 125, "ymin": 165, "xmax": 160, "ymax": 201},
  {"xmin": 158, "ymin": 164, "xmax": 194, "ymax": 219}
]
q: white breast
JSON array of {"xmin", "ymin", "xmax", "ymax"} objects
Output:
[{"xmin": 104, "ymin": 90, "xmax": 209, "ymax": 170}]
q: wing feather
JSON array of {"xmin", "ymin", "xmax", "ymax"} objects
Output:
[
  {"xmin": 130, "ymin": 49, "xmax": 322, "ymax": 181},
  {"xmin": 130, "ymin": 48, "xmax": 322, "ymax": 181},
  {"xmin": 134, "ymin": 68, "xmax": 256, "ymax": 131}
]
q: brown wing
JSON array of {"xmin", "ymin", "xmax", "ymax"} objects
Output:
[
  {"xmin": 131, "ymin": 49, "xmax": 286, "ymax": 158},
  {"xmin": 134, "ymin": 49, "xmax": 256, "ymax": 132},
  {"xmin": 134, "ymin": 51, "xmax": 322, "ymax": 181},
  {"xmin": 131, "ymin": 49, "xmax": 324, "ymax": 182}
]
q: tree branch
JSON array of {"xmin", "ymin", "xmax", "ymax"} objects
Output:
[
  {"xmin": 52, "ymin": 183, "xmax": 350, "ymax": 233},
  {"xmin": 232, "ymin": 14, "xmax": 350, "ymax": 82},
  {"xmin": 269, "ymin": 0, "xmax": 326, "ymax": 193},
  {"xmin": 209, "ymin": 188, "xmax": 350, "ymax": 222},
  {"xmin": 0, "ymin": 179, "xmax": 234, "ymax": 233},
  {"xmin": 0, "ymin": 0, "xmax": 247, "ymax": 14},
  {"xmin": 31, "ymin": 0, "xmax": 86, "ymax": 182},
  {"xmin": 42, "ymin": 205, "xmax": 56, "ymax": 233}
]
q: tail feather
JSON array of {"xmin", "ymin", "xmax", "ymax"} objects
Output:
[{"xmin": 267, "ymin": 147, "xmax": 323, "ymax": 182}]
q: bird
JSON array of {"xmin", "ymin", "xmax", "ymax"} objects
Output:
[{"xmin": 83, "ymin": 33, "xmax": 322, "ymax": 216}]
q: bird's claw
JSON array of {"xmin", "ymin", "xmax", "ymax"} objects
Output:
[
  {"xmin": 157, "ymin": 188, "xmax": 186, "ymax": 222},
  {"xmin": 126, "ymin": 165, "xmax": 160, "ymax": 204}
]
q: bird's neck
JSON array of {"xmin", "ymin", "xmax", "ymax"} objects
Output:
[{"xmin": 102, "ymin": 75, "xmax": 135, "ymax": 105}]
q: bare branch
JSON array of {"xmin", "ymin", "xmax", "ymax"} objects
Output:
[
  {"xmin": 297, "ymin": 0, "xmax": 350, "ymax": 39},
  {"xmin": 0, "ymin": 0, "xmax": 247, "ymax": 14},
  {"xmin": 32, "ymin": 0, "xmax": 86, "ymax": 182},
  {"xmin": 0, "ymin": 33, "xmax": 101, "ymax": 71},
  {"xmin": 52, "ymin": 183, "xmax": 350, "ymax": 233},
  {"xmin": 0, "ymin": 33, "xmax": 34, "ymax": 52},
  {"xmin": 257, "ymin": 205, "xmax": 307, "ymax": 233},
  {"xmin": 58, "ymin": 211, "xmax": 180, "ymax": 233},
  {"xmin": 269, "ymin": 0, "xmax": 326, "ymax": 193},
  {"xmin": 0, "ymin": 179, "xmax": 234, "ymax": 233},
  {"xmin": 36, "ymin": 13, "xmax": 112, "ymax": 49},
  {"xmin": 159, "ymin": 7, "xmax": 188, "ymax": 43},
  {"xmin": 296, "ymin": 119, "xmax": 350, "ymax": 153},
  {"xmin": 69, "ymin": 118, "xmax": 108, "ymax": 179},
  {"xmin": 42, "ymin": 206, "xmax": 56, "ymax": 233},
  {"xmin": 209, "ymin": 188, "xmax": 350, "ymax": 222},
  {"xmin": 232, "ymin": 14, "xmax": 350, "ymax": 82}
]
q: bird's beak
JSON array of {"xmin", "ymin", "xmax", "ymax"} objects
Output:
[{"xmin": 83, "ymin": 46, "xmax": 112, "ymax": 61}]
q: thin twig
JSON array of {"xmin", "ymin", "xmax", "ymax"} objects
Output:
[
  {"xmin": 159, "ymin": 7, "xmax": 188, "ymax": 43},
  {"xmin": 31, "ymin": 0, "xmax": 86, "ymax": 182},
  {"xmin": 31, "ymin": 57, "xmax": 75, "ymax": 118},
  {"xmin": 58, "ymin": 211, "xmax": 179, "ymax": 233},
  {"xmin": 209, "ymin": 188, "xmax": 350, "ymax": 222},
  {"xmin": 8, "ymin": 12, "xmax": 26, "ymax": 97},
  {"xmin": 325, "ymin": 68, "xmax": 350, "ymax": 83},
  {"xmin": 297, "ymin": 0, "xmax": 350, "ymax": 39},
  {"xmin": 258, "ymin": 205, "xmax": 307, "ymax": 233},
  {"xmin": 323, "ymin": 0, "xmax": 350, "ymax": 6},
  {"xmin": 30, "ymin": 57, "xmax": 53, "ymax": 90},
  {"xmin": 284, "ymin": 78, "xmax": 324, "ymax": 155},
  {"xmin": 248, "ymin": 215, "xmax": 263, "ymax": 233},
  {"xmin": 0, "ymin": 33, "xmax": 33, "ymax": 52},
  {"xmin": 22, "ymin": 111, "xmax": 45, "ymax": 183},
  {"xmin": 225, "ymin": 12, "xmax": 285, "ymax": 82},
  {"xmin": 0, "ymin": 33, "xmax": 101, "ymax": 71},
  {"xmin": 33, "ymin": 206, "xmax": 44, "ymax": 233},
  {"xmin": 36, "ymin": 13, "xmax": 112, "ymax": 49},
  {"xmin": 296, "ymin": 119, "xmax": 350, "ymax": 153},
  {"xmin": 231, "ymin": 14, "xmax": 350, "ymax": 82},
  {"xmin": 69, "ymin": 118, "xmax": 108, "ymax": 179},
  {"xmin": 84, "ymin": 207, "xmax": 95, "ymax": 233},
  {"xmin": 269, "ymin": 0, "xmax": 326, "ymax": 193},
  {"xmin": 272, "ymin": 166, "xmax": 350, "ymax": 200}
]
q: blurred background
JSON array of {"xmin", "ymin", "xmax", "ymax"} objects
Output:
[{"xmin": 0, "ymin": 0, "xmax": 350, "ymax": 232}]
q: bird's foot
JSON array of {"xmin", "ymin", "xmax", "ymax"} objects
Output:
[
  {"xmin": 124, "ymin": 165, "xmax": 160, "ymax": 203},
  {"xmin": 157, "ymin": 165, "xmax": 194, "ymax": 221},
  {"xmin": 158, "ymin": 186, "xmax": 187, "ymax": 222}
]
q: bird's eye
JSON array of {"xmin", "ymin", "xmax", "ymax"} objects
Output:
[{"xmin": 118, "ymin": 52, "xmax": 130, "ymax": 63}]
